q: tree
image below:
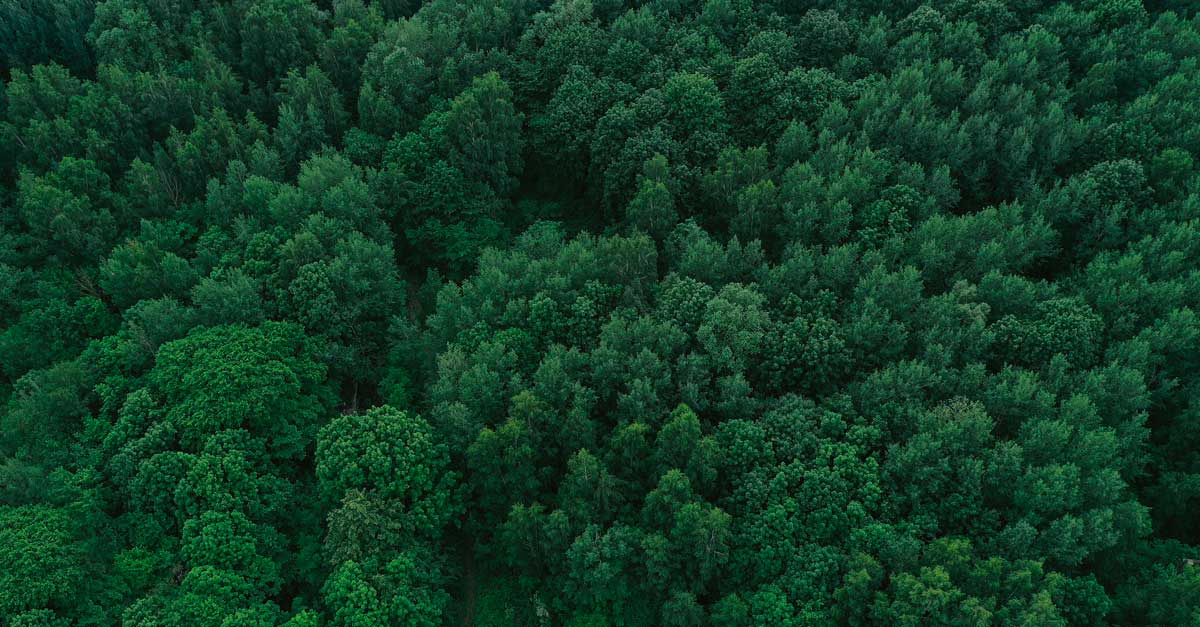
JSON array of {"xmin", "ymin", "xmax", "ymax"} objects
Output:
[
  {"xmin": 697, "ymin": 283, "xmax": 768, "ymax": 371},
  {"xmin": 149, "ymin": 322, "xmax": 333, "ymax": 455},
  {"xmin": 322, "ymin": 554, "xmax": 449, "ymax": 627},
  {"xmin": 467, "ymin": 417, "xmax": 541, "ymax": 531},
  {"xmin": 0, "ymin": 0, "xmax": 93, "ymax": 75},
  {"xmin": 0, "ymin": 505, "xmax": 86, "ymax": 617},
  {"xmin": 239, "ymin": 0, "xmax": 326, "ymax": 88},
  {"xmin": 16, "ymin": 157, "xmax": 117, "ymax": 266},
  {"xmin": 275, "ymin": 67, "xmax": 350, "ymax": 172},
  {"xmin": 663, "ymin": 71, "xmax": 728, "ymax": 141},
  {"xmin": 626, "ymin": 153, "xmax": 678, "ymax": 240},
  {"xmin": 443, "ymin": 71, "xmax": 526, "ymax": 199},
  {"xmin": 316, "ymin": 406, "xmax": 460, "ymax": 540}
]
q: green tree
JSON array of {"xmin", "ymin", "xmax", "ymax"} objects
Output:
[
  {"xmin": 0, "ymin": 505, "xmax": 86, "ymax": 617},
  {"xmin": 150, "ymin": 322, "xmax": 333, "ymax": 455},
  {"xmin": 316, "ymin": 405, "xmax": 460, "ymax": 540},
  {"xmin": 323, "ymin": 554, "xmax": 449, "ymax": 627}
]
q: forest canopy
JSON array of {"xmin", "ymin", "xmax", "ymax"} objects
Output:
[{"xmin": 2, "ymin": 0, "xmax": 1200, "ymax": 625}]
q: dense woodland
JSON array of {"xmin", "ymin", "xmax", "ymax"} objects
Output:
[{"xmin": 2, "ymin": 0, "xmax": 1200, "ymax": 625}]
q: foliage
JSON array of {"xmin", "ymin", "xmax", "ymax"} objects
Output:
[{"xmin": 3, "ymin": 0, "xmax": 1200, "ymax": 625}]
